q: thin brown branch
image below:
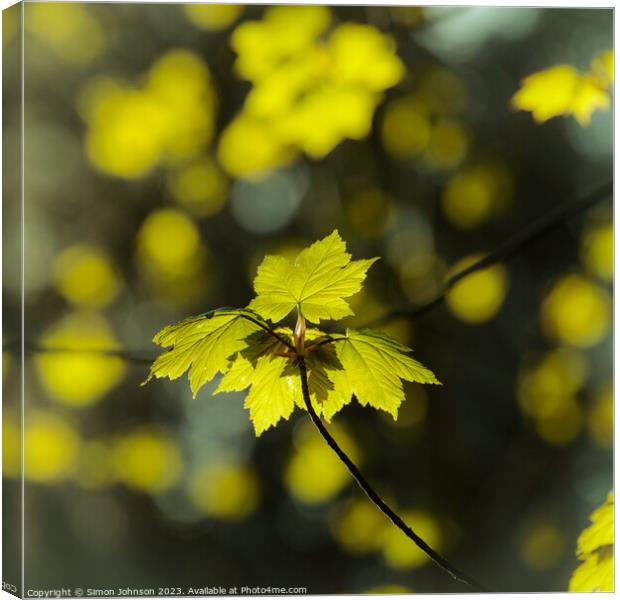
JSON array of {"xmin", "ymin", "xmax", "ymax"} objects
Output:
[
  {"xmin": 297, "ymin": 356, "xmax": 490, "ymax": 592},
  {"xmin": 361, "ymin": 180, "xmax": 613, "ymax": 328}
]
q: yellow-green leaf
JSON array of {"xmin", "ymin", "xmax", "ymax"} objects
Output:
[
  {"xmin": 577, "ymin": 491, "xmax": 614, "ymax": 557},
  {"xmin": 215, "ymin": 333, "xmax": 341, "ymax": 435},
  {"xmin": 569, "ymin": 491, "xmax": 614, "ymax": 592},
  {"xmin": 216, "ymin": 351, "xmax": 301, "ymax": 435},
  {"xmin": 145, "ymin": 235, "xmax": 442, "ymax": 437},
  {"xmin": 241, "ymin": 354, "xmax": 299, "ymax": 436},
  {"xmin": 248, "ymin": 230, "xmax": 378, "ymax": 324},
  {"xmin": 144, "ymin": 309, "xmax": 266, "ymax": 398},
  {"xmin": 319, "ymin": 329, "xmax": 440, "ymax": 420},
  {"xmin": 570, "ymin": 551, "xmax": 613, "ymax": 593}
]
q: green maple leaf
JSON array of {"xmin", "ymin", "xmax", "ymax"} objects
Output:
[
  {"xmin": 145, "ymin": 231, "xmax": 440, "ymax": 436},
  {"xmin": 248, "ymin": 230, "xmax": 379, "ymax": 324},
  {"xmin": 143, "ymin": 309, "xmax": 275, "ymax": 398},
  {"xmin": 315, "ymin": 329, "xmax": 441, "ymax": 421},
  {"xmin": 214, "ymin": 330, "xmax": 344, "ymax": 435},
  {"xmin": 223, "ymin": 353, "xmax": 299, "ymax": 436}
]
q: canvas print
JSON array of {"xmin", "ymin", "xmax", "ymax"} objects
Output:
[{"xmin": 1, "ymin": 2, "xmax": 613, "ymax": 596}]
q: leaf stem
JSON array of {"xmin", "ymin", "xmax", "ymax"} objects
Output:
[
  {"xmin": 297, "ymin": 357, "xmax": 489, "ymax": 592},
  {"xmin": 238, "ymin": 314, "xmax": 295, "ymax": 351},
  {"xmin": 214, "ymin": 309, "xmax": 295, "ymax": 352}
]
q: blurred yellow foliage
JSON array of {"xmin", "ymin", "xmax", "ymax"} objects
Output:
[
  {"xmin": 328, "ymin": 23, "xmax": 404, "ymax": 91},
  {"xmin": 53, "ymin": 244, "xmax": 122, "ymax": 309},
  {"xmin": 512, "ymin": 50, "xmax": 614, "ymax": 126},
  {"xmin": 74, "ymin": 439, "xmax": 115, "ymax": 490},
  {"xmin": 183, "ymin": 4, "xmax": 243, "ymax": 31},
  {"xmin": 25, "ymin": 410, "xmax": 81, "ymax": 483},
  {"xmin": 541, "ymin": 275, "xmax": 610, "ymax": 348},
  {"xmin": 233, "ymin": 5, "xmax": 330, "ymax": 81},
  {"xmin": 83, "ymin": 50, "xmax": 216, "ymax": 178},
  {"xmin": 148, "ymin": 51, "xmax": 216, "ymax": 158},
  {"xmin": 445, "ymin": 255, "xmax": 509, "ymax": 323},
  {"xmin": 136, "ymin": 208, "xmax": 211, "ymax": 307},
  {"xmin": 418, "ymin": 67, "xmax": 468, "ymax": 116},
  {"xmin": 590, "ymin": 50, "xmax": 614, "ymax": 86},
  {"xmin": 381, "ymin": 66, "xmax": 469, "ymax": 169},
  {"xmin": 381, "ymin": 510, "xmax": 442, "ymax": 569},
  {"xmin": 218, "ymin": 114, "xmax": 296, "ymax": 178},
  {"xmin": 187, "ymin": 462, "xmax": 260, "ymax": 519},
  {"xmin": 399, "ymin": 253, "xmax": 446, "ymax": 306},
  {"xmin": 167, "ymin": 158, "xmax": 229, "ymax": 218},
  {"xmin": 87, "ymin": 87, "xmax": 168, "ymax": 178},
  {"xmin": 520, "ymin": 522, "xmax": 567, "ymax": 570},
  {"xmin": 35, "ymin": 311, "xmax": 127, "ymax": 407},
  {"xmin": 285, "ymin": 420, "xmax": 360, "ymax": 504},
  {"xmin": 569, "ymin": 492, "xmax": 614, "ymax": 592},
  {"xmin": 137, "ymin": 208, "xmax": 201, "ymax": 273},
  {"xmin": 534, "ymin": 396, "xmax": 583, "ymax": 446},
  {"xmin": 442, "ymin": 162, "xmax": 513, "ymax": 230},
  {"xmin": 362, "ymin": 585, "xmax": 414, "ymax": 594},
  {"xmin": 2, "ymin": 414, "xmax": 21, "ymax": 478},
  {"xmin": 343, "ymin": 289, "xmax": 415, "ymax": 346},
  {"xmin": 344, "ymin": 188, "xmax": 395, "ymax": 238},
  {"xmin": 518, "ymin": 347, "xmax": 588, "ymax": 420},
  {"xmin": 332, "ymin": 497, "xmax": 388, "ymax": 555},
  {"xmin": 587, "ymin": 383, "xmax": 613, "ymax": 449},
  {"xmin": 518, "ymin": 348, "xmax": 587, "ymax": 446},
  {"xmin": 219, "ymin": 5, "xmax": 404, "ymax": 178},
  {"xmin": 273, "ymin": 84, "xmax": 378, "ymax": 158},
  {"xmin": 112, "ymin": 427, "xmax": 182, "ymax": 494},
  {"xmin": 422, "ymin": 119, "xmax": 469, "ymax": 171},
  {"xmin": 26, "ymin": 2, "xmax": 107, "ymax": 65},
  {"xmin": 381, "ymin": 96, "xmax": 431, "ymax": 159},
  {"xmin": 581, "ymin": 221, "xmax": 613, "ymax": 282}
]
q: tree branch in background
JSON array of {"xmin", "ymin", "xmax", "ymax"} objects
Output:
[{"xmin": 362, "ymin": 180, "xmax": 613, "ymax": 328}]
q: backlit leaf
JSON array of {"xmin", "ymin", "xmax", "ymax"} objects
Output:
[
  {"xmin": 146, "ymin": 234, "xmax": 441, "ymax": 437},
  {"xmin": 240, "ymin": 354, "xmax": 299, "ymax": 436},
  {"xmin": 569, "ymin": 491, "xmax": 614, "ymax": 592},
  {"xmin": 144, "ymin": 309, "xmax": 268, "ymax": 398},
  {"xmin": 316, "ymin": 329, "xmax": 440, "ymax": 420},
  {"xmin": 248, "ymin": 230, "xmax": 378, "ymax": 323},
  {"xmin": 214, "ymin": 327, "xmax": 300, "ymax": 435},
  {"xmin": 215, "ymin": 330, "xmax": 342, "ymax": 435}
]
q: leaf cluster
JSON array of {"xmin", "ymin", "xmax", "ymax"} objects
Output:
[{"xmin": 145, "ymin": 230, "xmax": 440, "ymax": 435}]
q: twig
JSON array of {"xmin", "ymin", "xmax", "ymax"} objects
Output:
[
  {"xmin": 362, "ymin": 180, "xmax": 613, "ymax": 329},
  {"xmin": 7, "ymin": 340, "xmax": 156, "ymax": 365},
  {"xmin": 297, "ymin": 356, "xmax": 490, "ymax": 592},
  {"xmin": 230, "ymin": 310, "xmax": 295, "ymax": 352},
  {"xmin": 5, "ymin": 308, "xmax": 295, "ymax": 364}
]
